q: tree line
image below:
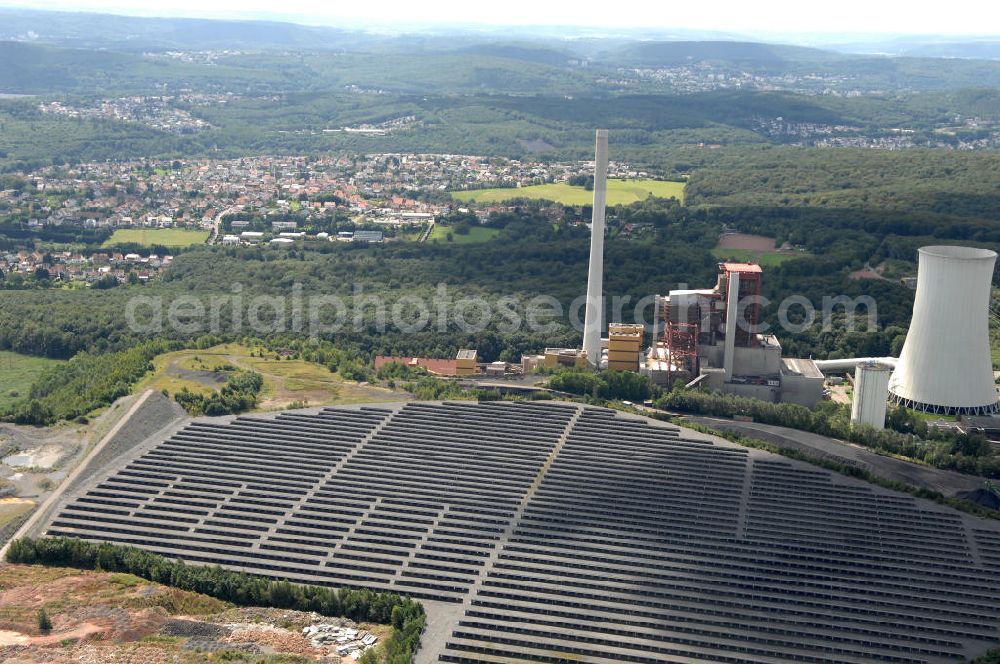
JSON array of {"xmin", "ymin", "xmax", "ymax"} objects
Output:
[
  {"xmin": 6, "ymin": 536, "xmax": 426, "ymax": 664},
  {"xmin": 1, "ymin": 339, "xmax": 180, "ymax": 425}
]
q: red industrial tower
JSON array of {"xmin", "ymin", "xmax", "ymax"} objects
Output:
[{"xmin": 658, "ymin": 262, "xmax": 763, "ymax": 384}]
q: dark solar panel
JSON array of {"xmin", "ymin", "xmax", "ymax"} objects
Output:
[{"xmin": 45, "ymin": 402, "xmax": 1000, "ymax": 663}]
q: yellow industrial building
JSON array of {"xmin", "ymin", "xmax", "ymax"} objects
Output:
[
  {"xmin": 456, "ymin": 349, "xmax": 479, "ymax": 376},
  {"xmin": 607, "ymin": 323, "xmax": 644, "ymax": 372},
  {"xmin": 543, "ymin": 348, "xmax": 589, "ymax": 369}
]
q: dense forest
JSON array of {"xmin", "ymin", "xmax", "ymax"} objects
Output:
[{"xmin": 0, "ymin": 194, "xmax": 969, "ymax": 365}]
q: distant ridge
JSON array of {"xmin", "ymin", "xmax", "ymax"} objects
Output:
[
  {"xmin": 0, "ymin": 8, "xmax": 361, "ymax": 51},
  {"xmin": 454, "ymin": 43, "xmax": 575, "ymax": 66},
  {"xmin": 611, "ymin": 40, "xmax": 849, "ymax": 69}
]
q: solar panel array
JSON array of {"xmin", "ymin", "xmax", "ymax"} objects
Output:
[{"xmin": 47, "ymin": 401, "xmax": 1000, "ymax": 663}]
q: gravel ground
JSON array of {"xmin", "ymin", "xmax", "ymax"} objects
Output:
[
  {"xmin": 182, "ymin": 636, "xmax": 262, "ymax": 653},
  {"xmin": 63, "ymin": 391, "xmax": 186, "ymax": 495},
  {"xmin": 159, "ymin": 619, "xmax": 229, "ymax": 639},
  {"xmin": 223, "ymin": 626, "xmax": 317, "ymax": 657},
  {"xmin": 27, "ymin": 391, "xmax": 187, "ymax": 541}
]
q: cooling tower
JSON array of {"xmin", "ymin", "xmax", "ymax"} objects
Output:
[
  {"xmin": 852, "ymin": 361, "xmax": 891, "ymax": 429},
  {"xmin": 888, "ymin": 245, "xmax": 999, "ymax": 415}
]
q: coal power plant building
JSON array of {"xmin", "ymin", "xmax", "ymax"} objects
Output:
[
  {"xmin": 647, "ymin": 262, "xmax": 825, "ymax": 407},
  {"xmin": 889, "ymin": 245, "xmax": 1000, "ymax": 415},
  {"xmin": 40, "ymin": 401, "xmax": 1000, "ymax": 663}
]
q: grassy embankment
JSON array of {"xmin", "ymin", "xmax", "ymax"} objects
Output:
[{"xmin": 134, "ymin": 343, "xmax": 406, "ymax": 411}]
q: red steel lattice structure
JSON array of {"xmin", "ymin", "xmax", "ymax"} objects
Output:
[{"xmin": 664, "ymin": 319, "xmax": 699, "ymax": 385}]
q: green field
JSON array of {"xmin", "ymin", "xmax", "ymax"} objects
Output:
[
  {"xmin": 102, "ymin": 228, "xmax": 210, "ymax": 248},
  {"xmin": 451, "ymin": 179, "xmax": 685, "ymax": 206},
  {"xmin": 0, "ymin": 351, "xmax": 64, "ymax": 411},
  {"xmin": 710, "ymin": 247, "xmax": 809, "ymax": 267},
  {"xmin": 427, "ymin": 225, "xmax": 502, "ymax": 244}
]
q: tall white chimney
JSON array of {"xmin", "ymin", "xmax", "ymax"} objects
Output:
[{"xmin": 583, "ymin": 129, "xmax": 609, "ymax": 368}]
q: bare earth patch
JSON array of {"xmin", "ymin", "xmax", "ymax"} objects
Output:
[
  {"xmin": 716, "ymin": 233, "xmax": 777, "ymax": 252},
  {"xmin": 0, "ymin": 565, "xmax": 390, "ymax": 662}
]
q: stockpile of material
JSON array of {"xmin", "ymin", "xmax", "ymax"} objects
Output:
[{"xmin": 303, "ymin": 622, "xmax": 378, "ymax": 658}]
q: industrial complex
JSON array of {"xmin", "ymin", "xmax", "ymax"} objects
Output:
[
  {"xmin": 644, "ymin": 261, "xmax": 825, "ymax": 407},
  {"xmin": 541, "ymin": 130, "xmax": 825, "ymax": 409},
  {"xmin": 370, "ymin": 131, "xmax": 997, "ymax": 430},
  {"xmin": 278, "ymin": 130, "xmax": 994, "ymax": 435},
  {"xmin": 558, "ymin": 130, "xmax": 998, "ymax": 425}
]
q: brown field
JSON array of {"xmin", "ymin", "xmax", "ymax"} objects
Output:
[
  {"xmin": 712, "ymin": 233, "xmax": 810, "ymax": 267},
  {"xmin": 848, "ymin": 263, "xmax": 892, "ymax": 282},
  {"xmin": 716, "ymin": 233, "xmax": 777, "ymax": 252}
]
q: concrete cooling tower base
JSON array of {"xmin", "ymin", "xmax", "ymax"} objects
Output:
[{"xmin": 888, "ymin": 394, "xmax": 1000, "ymax": 417}]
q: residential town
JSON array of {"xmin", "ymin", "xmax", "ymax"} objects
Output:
[
  {"xmin": 0, "ymin": 151, "xmax": 647, "ymax": 285},
  {"xmin": 0, "ymin": 248, "xmax": 172, "ymax": 285},
  {"xmin": 750, "ymin": 115, "xmax": 1000, "ymax": 150},
  {"xmin": 38, "ymin": 95, "xmax": 226, "ymax": 134},
  {"xmin": 601, "ymin": 65, "xmax": 866, "ymax": 96}
]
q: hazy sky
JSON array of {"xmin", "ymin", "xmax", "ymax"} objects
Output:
[{"xmin": 3, "ymin": 0, "xmax": 999, "ymax": 36}]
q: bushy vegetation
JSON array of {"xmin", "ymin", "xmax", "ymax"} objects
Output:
[
  {"xmin": 7, "ymin": 537, "xmax": 427, "ymax": 662},
  {"xmin": 547, "ymin": 368, "xmax": 652, "ymax": 402},
  {"xmin": 657, "ymin": 388, "xmax": 1000, "ymax": 477},
  {"xmin": 1, "ymin": 340, "xmax": 180, "ymax": 425},
  {"xmin": 173, "ymin": 370, "xmax": 264, "ymax": 416},
  {"xmin": 375, "ymin": 361, "xmax": 428, "ymax": 381},
  {"xmin": 970, "ymin": 649, "xmax": 1000, "ymax": 663},
  {"xmin": 36, "ymin": 607, "xmax": 52, "ymax": 632}
]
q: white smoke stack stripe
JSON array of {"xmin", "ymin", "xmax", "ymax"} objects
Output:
[
  {"xmin": 888, "ymin": 245, "xmax": 999, "ymax": 415},
  {"xmin": 723, "ymin": 270, "xmax": 739, "ymax": 381},
  {"xmin": 583, "ymin": 129, "xmax": 609, "ymax": 368}
]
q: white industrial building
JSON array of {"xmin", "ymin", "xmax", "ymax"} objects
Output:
[{"xmin": 851, "ymin": 361, "xmax": 892, "ymax": 429}]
